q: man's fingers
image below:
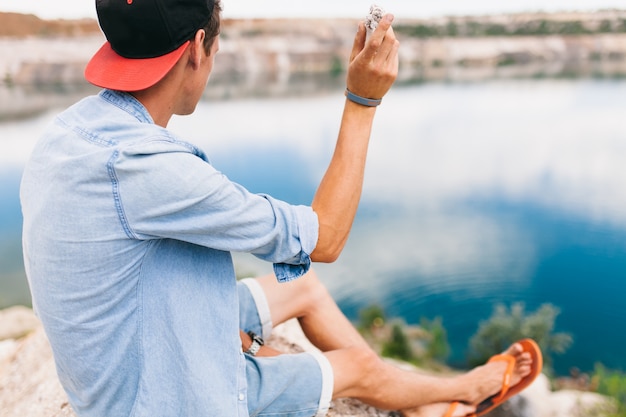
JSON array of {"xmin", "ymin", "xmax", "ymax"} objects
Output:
[
  {"xmin": 383, "ymin": 34, "xmax": 400, "ymax": 73},
  {"xmin": 375, "ymin": 26, "xmax": 399, "ymax": 63},
  {"xmin": 350, "ymin": 22, "xmax": 367, "ymax": 63},
  {"xmin": 375, "ymin": 13, "xmax": 395, "ymax": 36},
  {"xmin": 360, "ymin": 13, "xmax": 394, "ymax": 60}
]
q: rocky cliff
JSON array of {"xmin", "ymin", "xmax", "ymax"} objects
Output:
[
  {"xmin": 2, "ymin": 11, "xmax": 626, "ymax": 88},
  {"xmin": 3, "ymin": 16, "xmax": 626, "ymax": 120}
]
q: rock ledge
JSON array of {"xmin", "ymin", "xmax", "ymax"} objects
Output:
[{"xmin": 0, "ymin": 308, "xmax": 614, "ymax": 417}]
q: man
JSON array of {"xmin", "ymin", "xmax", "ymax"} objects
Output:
[{"xmin": 20, "ymin": 0, "xmax": 538, "ymax": 416}]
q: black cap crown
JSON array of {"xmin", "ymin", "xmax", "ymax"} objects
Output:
[{"xmin": 96, "ymin": 0, "xmax": 215, "ymax": 59}]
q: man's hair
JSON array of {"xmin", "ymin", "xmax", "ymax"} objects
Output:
[{"xmin": 201, "ymin": 0, "xmax": 223, "ymax": 54}]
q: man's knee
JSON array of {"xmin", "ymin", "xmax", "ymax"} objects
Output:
[
  {"xmin": 329, "ymin": 346, "xmax": 383, "ymax": 398},
  {"xmin": 298, "ymin": 269, "xmax": 333, "ymax": 311},
  {"xmin": 256, "ymin": 268, "xmax": 337, "ymax": 325}
]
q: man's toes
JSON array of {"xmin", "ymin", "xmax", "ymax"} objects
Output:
[
  {"xmin": 504, "ymin": 342, "xmax": 523, "ymax": 357},
  {"xmin": 517, "ymin": 363, "xmax": 529, "ymax": 374}
]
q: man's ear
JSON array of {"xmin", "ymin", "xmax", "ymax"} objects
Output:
[{"xmin": 189, "ymin": 29, "xmax": 206, "ymax": 69}]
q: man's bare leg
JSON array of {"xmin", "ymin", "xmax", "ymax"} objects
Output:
[
  {"xmin": 257, "ymin": 269, "xmax": 370, "ymax": 351},
  {"xmin": 255, "ymin": 270, "xmax": 533, "ymax": 413}
]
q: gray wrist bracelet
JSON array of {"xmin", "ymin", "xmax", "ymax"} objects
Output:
[{"xmin": 345, "ymin": 89, "xmax": 382, "ymax": 107}]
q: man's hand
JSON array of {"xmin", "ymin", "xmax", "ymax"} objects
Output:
[{"xmin": 347, "ymin": 14, "xmax": 399, "ymax": 100}]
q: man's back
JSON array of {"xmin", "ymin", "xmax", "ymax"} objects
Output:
[{"xmin": 20, "ymin": 90, "xmax": 248, "ymax": 416}]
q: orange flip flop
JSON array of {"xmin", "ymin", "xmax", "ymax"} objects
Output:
[
  {"xmin": 443, "ymin": 338, "xmax": 543, "ymax": 417},
  {"xmin": 443, "ymin": 402, "xmax": 460, "ymax": 417}
]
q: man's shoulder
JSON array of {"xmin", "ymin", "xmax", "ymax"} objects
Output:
[{"xmin": 54, "ymin": 91, "xmax": 203, "ymax": 157}]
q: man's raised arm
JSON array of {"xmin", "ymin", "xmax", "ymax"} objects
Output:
[{"xmin": 311, "ymin": 14, "xmax": 399, "ymax": 262}]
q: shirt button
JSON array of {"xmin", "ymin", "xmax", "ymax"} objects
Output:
[{"xmin": 238, "ymin": 393, "xmax": 245, "ymax": 401}]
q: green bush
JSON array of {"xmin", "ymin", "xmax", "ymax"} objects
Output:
[
  {"xmin": 358, "ymin": 304, "xmax": 386, "ymax": 332},
  {"xmin": 593, "ymin": 364, "xmax": 626, "ymax": 417},
  {"xmin": 357, "ymin": 305, "xmax": 450, "ymax": 367},
  {"xmin": 467, "ymin": 302, "xmax": 572, "ymax": 370},
  {"xmin": 420, "ymin": 317, "xmax": 450, "ymax": 361},
  {"xmin": 382, "ymin": 322, "xmax": 414, "ymax": 362}
]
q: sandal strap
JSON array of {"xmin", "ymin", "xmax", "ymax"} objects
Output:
[
  {"xmin": 487, "ymin": 354, "xmax": 516, "ymax": 402},
  {"xmin": 442, "ymin": 401, "xmax": 458, "ymax": 417}
]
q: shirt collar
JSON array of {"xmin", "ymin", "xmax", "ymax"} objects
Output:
[{"xmin": 99, "ymin": 89, "xmax": 155, "ymax": 125}]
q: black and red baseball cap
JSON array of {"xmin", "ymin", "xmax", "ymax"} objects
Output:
[{"xmin": 85, "ymin": 0, "xmax": 215, "ymax": 91}]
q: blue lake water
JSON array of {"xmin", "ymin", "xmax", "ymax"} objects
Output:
[{"xmin": 1, "ymin": 79, "xmax": 625, "ymax": 375}]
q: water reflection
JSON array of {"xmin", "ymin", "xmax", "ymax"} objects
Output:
[
  {"xmin": 365, "ymin": 81, "xmax": 626, "ymax": 227},
  {"xmin": 172, "ymin": 80, "xmax": 626, "ymax": 372},
  {"xmin": 1, "ymin": 79, "xmax": 626, "ymax": 373}
]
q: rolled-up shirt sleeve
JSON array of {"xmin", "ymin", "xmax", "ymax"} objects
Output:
[
  {"xmin": 271, "ymin": 201, "xmax": 318, "ymax": 282},
  {"xmin": 110, "ymin": 138, "xmax": 318, "ymax": 281}
]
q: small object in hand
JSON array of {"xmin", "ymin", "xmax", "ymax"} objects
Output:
[{"xmin": 365, "ymin": 4, "xmax": 385, "ymax": 38}]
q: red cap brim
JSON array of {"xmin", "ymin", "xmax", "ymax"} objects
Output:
[{"xmin": 85, "ymin": 41, "xmax": 190, "ymax": 91}]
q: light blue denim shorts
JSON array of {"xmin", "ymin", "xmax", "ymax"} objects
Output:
[{"xmin": 238, "ymin": 278, "xmax": 334, "ymax": 417}]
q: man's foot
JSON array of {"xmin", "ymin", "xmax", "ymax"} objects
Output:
[
  {"xmin": 458, "ymin": 342, "xmax": 534, "ymax": 405},
  {"xmin": 400, "ymin": 402, "xmax": 475, "ymax": 417},
  {"xmin": 400, "ymin": 342, "xmax": 535, "ymax": 417}
]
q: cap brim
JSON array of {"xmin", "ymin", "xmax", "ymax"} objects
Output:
[{"xmin": 85, "ymin": 41, "xmax": 190, "ymax": 92}]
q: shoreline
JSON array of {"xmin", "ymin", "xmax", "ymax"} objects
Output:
[
  {"xmin": 2, "ymin": 11, "xmax": 626, "ymax": 120},
  {"xmin": 2, "ymin": 11, "xmax": 626, "ymax": 88}
]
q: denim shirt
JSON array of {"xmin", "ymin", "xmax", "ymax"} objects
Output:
[{"xmin": 20, "ymin": 90, "xmax": 319, "ymax": 417}]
